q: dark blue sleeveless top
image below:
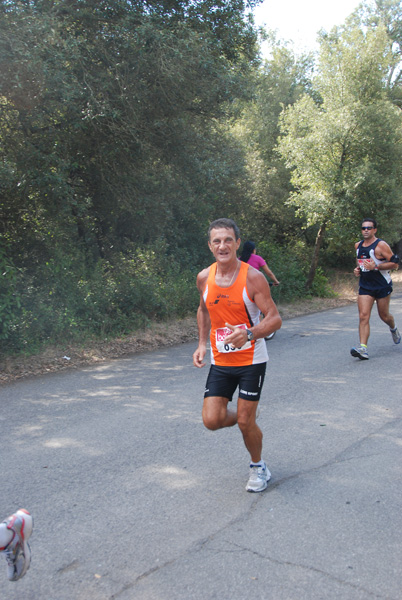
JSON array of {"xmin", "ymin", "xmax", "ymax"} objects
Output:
[{"xmin": 357, "ymin": 239, "xmax": 392, "ymax": 291}]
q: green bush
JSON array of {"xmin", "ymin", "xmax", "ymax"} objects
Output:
[
  {"xmin": 310, "ymin": 267, "xmax": 336, "ymax": 298},
  {"xmin": 252, "ymin": 241, "xmax": 334, "ymax": 302},
  {"xmin": 0, "ymin": 246, "xmax": 21, "ymax": 340},
  {"xmin": 1, "ymin": 236, "xmax": 335, "ymax": 357},
  {"xmin": 0, "ymin": 242, "xmax": 199, "ymax": 355},
  {"xmin": 256, "ymin": 240, "xmax": 308, "ymax": 302}
]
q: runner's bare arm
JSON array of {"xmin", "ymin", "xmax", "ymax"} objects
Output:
[
  {"xmin": 224, "ymin": 269, "xmax": 282, "ymax": 348},
  {"xmin": 261, "ymin": 263, "xmax": 280, "ymax": 285},
  {"xmin": 354, "ymin": 241, "xmax": 361, "ymax": 276},
  {"xmin": 193, "ymin": 269, "xmax": 211, "ymax": 368},
  {"xmin": 370, "ymin": 240, "xmax": 399, "ymax": 270}
]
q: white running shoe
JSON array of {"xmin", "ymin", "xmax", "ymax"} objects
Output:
[
  {"xmin": 246, "ymin": 462, "xmax": 271, "ymax": 493},
  {"xmin": 390, "ymin": 327, "xmax": 401, "ymax": 344},
  {"xmin": 2, "ymin": 509, "xmax": 33, "ymax": 581}
]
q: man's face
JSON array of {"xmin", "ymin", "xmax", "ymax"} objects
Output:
[
  {"xmin": 208, "ymin": 227, "xmax": 241, "ymax": 263},
  {"xmin": 361, "ymin": 221, "xmax": 377, "ymax": 241}
]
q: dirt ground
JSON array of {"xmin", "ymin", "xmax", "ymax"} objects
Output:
[{"xmin": 1, "ymin": 272, "xmax": 400, "ymax": 385}]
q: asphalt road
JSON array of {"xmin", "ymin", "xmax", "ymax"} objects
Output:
[{"xmin": 1, "ymin": 295, "xmax": 401, "ymax": 600}]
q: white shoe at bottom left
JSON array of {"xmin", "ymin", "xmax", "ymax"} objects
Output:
[{"xmin": 1, "ymin": 509, "xmax": 33, "ymax": 581}]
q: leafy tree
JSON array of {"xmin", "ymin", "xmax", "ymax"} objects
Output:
[
  {"xmin": 348, "ymin": 0, "xmax": 402, "ymax": 107},
  {"xmin": 0, "ymin": 0, "xmax": 262, "ymax": 261},
  {"xmin": 278, "ymin": 23, "xmax": 402, "ymax": 288},
  {"xmin": 234, "ymin": 38, "xmax": 314, "ymax": 244},
  {"xmin": 0, "ymin": 0, "xmax": 263, "ymax": 351}
]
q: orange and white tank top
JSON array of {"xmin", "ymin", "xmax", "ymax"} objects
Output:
[{"xmin": 203, "ymin": 261, "xmax": 268, "ymax": 366}]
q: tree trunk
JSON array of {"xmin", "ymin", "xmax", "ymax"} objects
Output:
[{"xmin": 305, "ymin": 222, "xmax": 327, "ymax": 290}]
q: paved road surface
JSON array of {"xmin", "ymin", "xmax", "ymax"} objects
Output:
[{"xmin": 1, "ymin": 296, "xmax": 401, "ymax": 599}]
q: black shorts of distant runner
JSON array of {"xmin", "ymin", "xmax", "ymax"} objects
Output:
[
  {"xmin": 359, "ymin": 285, "xmax": 392, "ymax": 299},
  {"xmin": 204, "ymin": 363, "xmax": 266, "ymax": 402}
]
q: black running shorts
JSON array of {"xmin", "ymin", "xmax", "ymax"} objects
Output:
[
  {"xmin": 359, "ymin": 285, "xmax": 392, "ymax": 299},
  {"xmin": 204, "ymin": 363, "xmax": 266, "ymax": 402}
]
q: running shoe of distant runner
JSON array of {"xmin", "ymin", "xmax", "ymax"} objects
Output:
[
  {"xmin": 350, "ymin": 345, "xmax": 369, "ymax": 360},
  {"xmin": 390, "ymin": 327, "xmax": 401, "ymax": 344}
]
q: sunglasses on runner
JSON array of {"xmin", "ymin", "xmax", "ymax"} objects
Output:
[{"xmin": 361, "ymin": 226, "xmax": 374, "ymax": 230}]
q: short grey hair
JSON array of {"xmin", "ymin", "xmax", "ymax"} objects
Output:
[{"xmin": 207, "ymin": 218, "xmax": 240, "ymax": 240}]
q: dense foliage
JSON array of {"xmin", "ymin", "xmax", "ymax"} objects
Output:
[
  {"xmin": 0, "ymin": 0, "xmax": 259, "ymax": 350},
  {"xmin": 278, "ymin": 24, "xmax": 402, "ymax": 286},
  {"xmin": 0, "ymin": 0, "xmax": 402, "ymax": 354}
]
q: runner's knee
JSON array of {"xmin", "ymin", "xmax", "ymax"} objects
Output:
[
  {"xmin": 202, "ymin": 415, "xmax": 221, "ymax": 430},
  {"xmin": 202, "ymin": 406, "xmax": 225, "ymax": 430},
  {"xmin": 237, "ymin": 411, "xmax": 256, "ymax": 433},
  {"xmin": 359, "ymin": 311, "xmax": 370, "ymax": 323}
]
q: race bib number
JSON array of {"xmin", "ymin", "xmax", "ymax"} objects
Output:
[
  {"xmin": 215, "ymin": 324, "xmax": 252, "ymax": 353},
  {"xmin": 358, "ymin": 258, "xmax": 369, "ymax": 272}
]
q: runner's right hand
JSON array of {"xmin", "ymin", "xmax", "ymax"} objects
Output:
[{"xmin": 193, "ymin": 346, "xmax": 206, "ymax": 368}]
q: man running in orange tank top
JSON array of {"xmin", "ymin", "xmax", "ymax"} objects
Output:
[{"xmin": 193, "ymin": 218, "xmax": 282, "ymax": 492}]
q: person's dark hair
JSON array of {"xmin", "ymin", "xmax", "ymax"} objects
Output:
[
  {"xmin": 240, "ymin": 240, "xmax": 256, "ymax": 263},
  {"xmin": 208, "ymin": 218, "xmax": 240, "ymax": 240},
  {"xmin": 361, "ymin": 217, "xmax": 377, "ymax": 228}
]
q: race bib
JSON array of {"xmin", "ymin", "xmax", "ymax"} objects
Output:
[
  {"xmin": 358, "ymin": 258, "xmax": 369, "ymax": 272},
  {"xmin": 215, "ymin": 324, "xmax": 252, "ymax": 353}
]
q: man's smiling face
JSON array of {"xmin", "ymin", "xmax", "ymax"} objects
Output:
[{"xmin": 208, "ymin": 227, "xmax": 241, "ymax": 264}]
